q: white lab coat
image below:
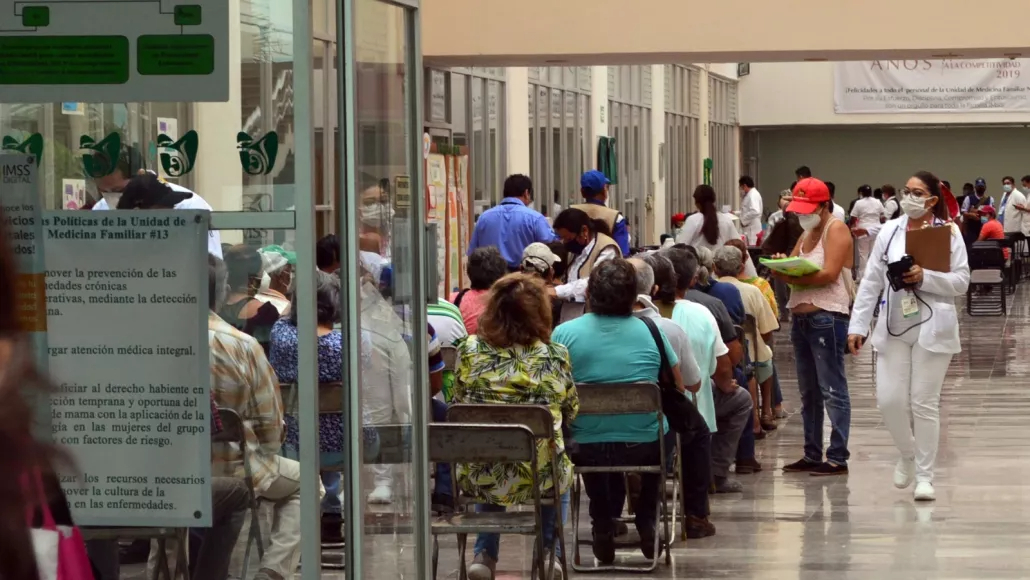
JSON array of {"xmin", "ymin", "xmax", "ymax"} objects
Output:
[
  {"xmin": 1002, "ymin": 189, "xmax": 1030, "ymax": 236},
  {"xmin": 849, "ymin": 217, "xmax": 970, "ymax": 355},
  {"xmin": 739, "ymin": 188, "xmax": 764, "ymax": 244}
]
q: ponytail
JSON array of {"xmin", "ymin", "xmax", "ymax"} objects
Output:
[{"xmin": 693, "ymin": 185, "xmax": 719, "ymax": 245}]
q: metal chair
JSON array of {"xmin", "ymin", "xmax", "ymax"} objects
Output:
[
  {"xmin": 569, "ymin": 383, "xmax": 670, "ymax": 573},
  {"xmin": 445, "ymin": 404, "xmax": 567, "ymax": 579},
  {"xmin": 429, "ymin": 423, "xmax": 545, "ymax": 580},
  {"xmin": 213, "ymin": 408, "xmax": 264, "ymax": 579},
  {"xmin": 81, "ymin": 527, "xmax": 189, "ymax": 580},
  {"xmin": 967, "ymin": 241, "xmax": 1008, "ymax": 316}
]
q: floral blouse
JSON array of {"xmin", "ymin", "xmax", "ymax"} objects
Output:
[
  {"xmin": 453, "ymin": 335, "xmax": 579, "ymax": 506},
  {"xmin": 742, "ymin": 275, "xmax": 779, "ymax": 320}
]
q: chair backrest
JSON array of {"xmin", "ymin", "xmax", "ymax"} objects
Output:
[
  {"xmin": 575, "ymin": 383, "xmax": 661, "ymax": 416},
  {"xmin": 428, "ymin": 423, "xmax": 536, "ymax": 464},
  {"xmin": 970, "ymin": 243, "xmax": 1006, "ymax": 270},
  {"xmin": 441, "ymin": 345, "xmax": 458, "ymax": 372},
  {"xmin": 446, "ymin": 404, "xmax": 553, "ymax": 439},
  {"xmin": 367, "ymin": 424, "xmax": 413, "ymax": 464},
  {"xmin": 214, "ymin": 408, "xmax": 245, "ymax": 445},
  {"xmin": 280, "ymin": 382, "xmax": 345, "ymax": 415}
]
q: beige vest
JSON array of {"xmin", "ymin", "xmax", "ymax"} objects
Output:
[
  {"xmin": 577, "ymin": 232, "xmax": 620, "ymax": 280},
  {"xmin": 571, "ymin": 202, "xmax": 621, "ymax": 235}
]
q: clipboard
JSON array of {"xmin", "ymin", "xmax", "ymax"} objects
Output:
[{"xmin": 906, "ymin": 225, "xmax": 951, "ymax": 272}]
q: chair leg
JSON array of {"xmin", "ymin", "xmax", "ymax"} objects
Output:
[
  {"xmin": 153, "ymin": 537, "xmax": 170, "ymax": 580},
  {"xmin": 571, "ymin": 476, "xmax": 583, "ymax": 569},
  {"xmin": 175, "ymin": 530, "xmax": 190, "ymax": 580},
  {"xmin": 432, "ymin": 536, "xmax": 439, "ymax": 580},
  {"xmin": 457, "ymin": 533, "xmax": 468, "ymax": 580}
]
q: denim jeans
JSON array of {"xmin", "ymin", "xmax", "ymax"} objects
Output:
[
  {"xmin": 573, "ymin": 440, "xmax": 663, "ymax": 536},
  {"xmin": 322, "ymin": 472, "xmax": 342, "ymax": 514},
  {"xmin": 473, "ymin": 491, "xmax": 570, "ymax": 560},
  {"xmin": 430, "ymin": 398, "xmax": 453, "ymax": 498},
  {"xmin": 772, "ymin": 365, "xmax": 784, "ymax": 407},
  {"xmin": 791, "ymin": 310, "xmax": 852, "ymax": 466}
]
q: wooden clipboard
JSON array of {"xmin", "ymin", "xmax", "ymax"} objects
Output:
[{"xmin": 906, "ymin": 225, "xmax": 951, "ymax": 272}]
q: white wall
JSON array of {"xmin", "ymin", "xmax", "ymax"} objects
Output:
[{"xmin": 739, "ymin": 62, "xmax": 1030, "ymax": 126}]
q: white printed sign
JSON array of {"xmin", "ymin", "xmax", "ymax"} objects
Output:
[
  {"xmin": 44, "ymin": 210, "xmax": 211, "ymax": 527},
  {"xmin": 834, "ymin": 59, "xmax": 1030, "ymax": 113}
]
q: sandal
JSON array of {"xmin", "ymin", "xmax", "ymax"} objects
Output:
[{"xmin": 760, "ymin": 415, "xmax": 778, "ymax": 431}]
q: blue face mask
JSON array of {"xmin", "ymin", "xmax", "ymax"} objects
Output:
[{"xmin": 981, "ymin": 216, "xmax": 988, "ymax": 224}]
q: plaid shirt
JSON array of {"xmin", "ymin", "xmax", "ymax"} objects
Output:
[{"xmin": 208, "ymin": 312, "xmax": 284, "ymax": 493}]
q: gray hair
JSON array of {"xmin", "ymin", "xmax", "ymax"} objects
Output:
[
  {"xmin": 208, "ymin": 254, "xmax": 228, "ymax": 311},
  {"xmin": 658, "ymin": 247, "xmax": 698, "ymax": 292},
  {"xmin": 586, "ymin": 259, "xmax": 638, "ymax": 317},
  {"xmin": 713, "ymin": 245, "xmax": 743, "ymax": 277},
  {"xmin": 626, "ymin": 257, "xmax": 655, "ymax": 296},
  {"xmin": 641, "ymin": 252, "xmax": 677, "ymax": 302},
  {"xmin": 291, "ymin": 270, "xmax": 341, "ymax": 326},
  {"xmin": 695, "ymin": 246, "xmax": 714, "ymax": 285}
]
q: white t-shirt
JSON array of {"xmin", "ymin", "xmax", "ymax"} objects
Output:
[
  {"xmin": 883, "ymin": 197, "xmax": 900, "ymax": 220},
  {"xmin": 93, "ymin": 184, "xmax": 223, "ymax": 258},
  {"xmin": 676, "ymin": 212, "xmax": 741, "ymax": 251},
  {"xmin": 738, "ymin": 188, "xmax": 764, "ymax": 244},
  {"xmin": 832, "ymin": 203, "xmax": 847, "ymax": 223},
  {"xmin": 851, "ymin": 197, "xmax": 885, "ymax": 233}
]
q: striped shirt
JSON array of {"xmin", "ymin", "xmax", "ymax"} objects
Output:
[
  {"xmin": 427, "ymin": 300, "xmax": 467, "ymax": 346},
  {"xmin": 208, "ymin": 312, "xmax": 284, "ymax": 493}
]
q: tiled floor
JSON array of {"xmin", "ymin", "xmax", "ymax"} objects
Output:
[{"xmin": 427, "ymin": 287, "xmax": 1030, "ymax": 579}]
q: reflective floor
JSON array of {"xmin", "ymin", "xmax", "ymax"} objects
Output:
[{"xmin": 428, "ymin": 286, "xmax": 1030, "ymax": 579}]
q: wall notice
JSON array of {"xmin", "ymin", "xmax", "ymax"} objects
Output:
[
  {"xmin": 835, "ymin": 59, "xmax": 1030, "ymax": 113},
  {"xmin": 44, "ymin": 210, "xmax": 211, "ymax": 527},
  {"xmin": 0, "ymin": 0, "xmax": 228, "ymax": 102}
]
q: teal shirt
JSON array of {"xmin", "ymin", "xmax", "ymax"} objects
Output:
[{"xmin": 551, "ymin": 313, "xmax": 678, "ymax": 444}]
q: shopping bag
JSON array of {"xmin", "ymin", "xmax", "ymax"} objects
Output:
[{"xmin": 24, "ymin": 469, "xmax": 94, "ymax": 580}]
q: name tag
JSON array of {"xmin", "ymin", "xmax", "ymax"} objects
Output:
[{"xmin": 901, "ymin": 295, "xmax": 919, "ymax": 318}]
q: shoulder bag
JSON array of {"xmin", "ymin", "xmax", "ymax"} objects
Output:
[{"xmin": 639, "ymin": 316, "xmax": 706, "ymax": 434}]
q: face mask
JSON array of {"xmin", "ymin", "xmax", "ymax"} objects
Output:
[
  {"xmin": 564, "ymin": 238, "xmax": 586, "ymax": 254},
  {"xmin": 360, "ymin": 204, "xmax": 394, "ymax": 227},
  {"xmin": 798, "ymin": 214, "xmax": 822, "ymax": 231},
  {"xmin": 900, "ymin": 194, "xmax": 930, "ymax": 219},
  {"xmin": 1003, "ymin": 184, "xmax": 1013, "ymax": 193}
]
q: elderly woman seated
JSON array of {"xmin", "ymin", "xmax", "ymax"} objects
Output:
[
  {"xmin": 268, "ymin": 270, "xmax": 377, "ymax": 542},
  {"xmin": 552, "ymin": 259, "xmax": 687, "ymax": 563},
  {"xmin": 453, "ymin": 273, "xmax": 579, "ymax": 580}
]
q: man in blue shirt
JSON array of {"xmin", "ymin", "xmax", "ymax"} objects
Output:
[
  {"xmin": 467, "ymin": 174, "xmax": 556, "ymax": 269},
  {"xmin": 571, "ymin": 170, "xmax": 630, "ymax": 256}
]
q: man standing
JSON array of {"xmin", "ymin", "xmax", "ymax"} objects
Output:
[
  {"xmin": 1003, "ymin": 176, "xmax": 1030, "ymax": 236},
  {"xmin": 737, "ymin": 176, "xmax": 763, "ymax": 245},
  {"xmin": 571, "ymin": 170, "xmax": 630, "ymax": 255},
  {"xmin": 467, "ymin": 174, "xmax": 556, "ymax": 269},
  {"xmin": 962, "ymin": 177, "xmax": 993, "ymax": 247}
]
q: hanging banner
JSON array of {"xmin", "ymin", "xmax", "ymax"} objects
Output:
[{"xmin": 834, "ymin": 59, "xmax": 1030, "ymax": 113}]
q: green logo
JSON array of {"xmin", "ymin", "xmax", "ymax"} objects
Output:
[
  {"xmin": 80, "ymin": 132, "xmax": 122, "ymax": 178},
  {"xmin": 237, "ymin": 131, "xmax": 278, "ymax": 176},
  {"xmin": 1, "ymin": 133, "xmax": 43, "ymax": 166},
  {"xmin": 157, "ymin": 130, "xmax": 198, "ymax": 177}
]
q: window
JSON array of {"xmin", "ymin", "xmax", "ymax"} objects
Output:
[
  {"xmin": 664, "ymin": 65, "xmax": 702, "ymax": 217},
  {"xmin": 608, "ymin": 66, "xmax": 652, "ymax": 244},
  {"xmin": 528, "ymin": 66, "xmax": 591, "ymax": 215}
]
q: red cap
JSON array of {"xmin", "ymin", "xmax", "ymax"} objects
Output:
[
  {"xmin": 980, "ymin": 205, "xmax": 996, "ymax": 216},
  {"xmin": 787, "ymin": 178, "xmax": 831, "ymax": 215}
]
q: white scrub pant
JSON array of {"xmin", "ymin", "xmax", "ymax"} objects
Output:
[
  {"xmin": 856, "ymin": 234, "xmax": 875, "ymax": 281},
  {"xmin": 875, "ymin": 337, "xmax": 952, "ymax": 483}
]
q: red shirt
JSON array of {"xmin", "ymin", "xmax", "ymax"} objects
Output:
[{"xmin": 979, "ymin": 219, "xmax": 1009, "ymax": 259}]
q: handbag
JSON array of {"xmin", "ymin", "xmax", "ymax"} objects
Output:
[
  {"xmin": 639, "ymin": 316, "xmax": 706, "ymax": 434},
  {"xmin": 24, "ymin": 469, "xmax": 94, "ymax": 580}
]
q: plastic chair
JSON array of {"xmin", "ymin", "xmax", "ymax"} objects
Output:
[
  {"xmin": 429, "ymin": 423, "xmax": 545, "ymax": 580},
  {"xmin": 213, "ymin": 408, "xmax": 264, "ymax": 579},
  {"xmin": 569, "ymin": 383, "xmax": 670, "ymax": 573}
]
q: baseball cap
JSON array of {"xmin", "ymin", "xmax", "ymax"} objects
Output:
[
  {"xmin": 580, "ymin": 170, "xmax": 610, "ymax": 193},
  {"xmin": 522, "ymin": 242, "xmax": 561, "ymax": 271},
  {"xmin": 975, "ymin": 177, "xmax": 987, "ymax": 187},
  {"xmin": 980, "ymin": 204, "xmax": 996, "ymax": 216},
  {"xmin": 786, "ymin": 178, "xmax": 831, "ymax": 215}
]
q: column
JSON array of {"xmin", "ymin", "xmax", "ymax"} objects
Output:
[
  {"xmin": 590, "ymin": 66, "xmax": 608, "ymax": 169},
  {"xmin": 505, "ymin": 67, "xmax": 530, "ymax": 175},
  {"xmin": 649, "ymin": 64, "xmax": 665, "ymax": 246},
  {"xmin": 697, "ymin": 64, "xmax": 710, "ymax": 191}
]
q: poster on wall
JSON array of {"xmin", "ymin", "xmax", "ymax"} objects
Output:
[
  {"xmin": 834, "ymin": 59, "xmax": 1030, "ymax": 113},
  {"xmin": 44, "ymin": 210, "xmax": 212, "ymax": 527},
  {"xmin": 446, "ymin": 156, "xmax": 461, "ymax": 294},
  {"xmin": 426, "ymin": 154, "xmax": 447, "ymax": 297},
  {"xmin": 456, "ymin": 155, "xmax": 471, "ymax": 289}
]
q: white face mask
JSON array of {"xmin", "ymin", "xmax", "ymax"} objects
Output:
[
  {"xmin": 360, "ymin": 203, "xmax": 394, "ymax": 227},
  {"xmin": 798, "ymin": 214, "xmax": 822, "ymax": 231},
  {"xmin": 1003, "ymin": 184, "xmax": 1013, "ymax": 193},
  {"xmin": 900, "ymin": 194, "xmax": 930, "ymax": 219}
]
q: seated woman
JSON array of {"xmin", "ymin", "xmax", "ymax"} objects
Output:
[
  {"xmin": 450, "ymin": 246, "xmax": 509, "ymax": 334},
  {"xmin": 268, "ymin": 270, "xmax": 377, "ymax": 542},
  {"xmin": 453, "ymin": 273, "xmax": 579, "ymax": 580},
  {"xmin": 520, "ymin": 242, "xmax": 564, "ymax": 327},
  {"xmin": 219, "ymin": 244, "xmax": 281, "ymax": 352},
  {"xmin": 552, "ymin": 259, "xmax": 686, "ymax": 563}
]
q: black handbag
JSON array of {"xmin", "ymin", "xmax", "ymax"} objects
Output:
[{"xmin": 639, "ymin": 316, "xmax": 707, "ymax": 434}]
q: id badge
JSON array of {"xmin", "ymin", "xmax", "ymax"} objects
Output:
[{"xmin": 901, "ymin": 295, "xmax": 919, "ymax": 318}]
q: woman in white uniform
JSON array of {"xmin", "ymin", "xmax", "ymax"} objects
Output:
[
  {"xmin": 847, "ymin": 171, "xmax": 969, "ymax": 502},
  {"xmin": 850, "ymin": 184, "xmax": 885, "ymax": 280},
  {"xmin": 676, "ymin": 184, "xmax": 741, "ymax": 251}
]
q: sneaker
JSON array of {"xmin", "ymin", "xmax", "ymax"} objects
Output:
[
  {"xmin": 467, "ymin": 553, "xmax": 497, "ymax": 580},
  {"xmin": 367, "ymin": 485, "xmax": 393, "ymax": 504},
  {"xmin": 591, "ymin": 529, "xmax": 616, "ymax": 564},
  {"xmin": 774, "ymin": 406, "xmax": 789, "ymax": 419},
  {"xmin": 712, "ymin": 476, "xmax": 744, "ymax": 494},
  {"xmin": 782, "ymin": 458, "xmax": 822, "ymax": 473},
  {"xmin": 615, "ymin": 521, "xmax": 629, "ymax": 537},
  {"xmin": 810, "ymin": 462, "xmax": 849, "ymax": 477},
  {"xmin": 735, "ymin": 457, "xmax": 763, "ymax": 474},
  {"xmin": 914, "ymin": 481, "xmax": 936, "ymax": 502},
  {"xmin": 684, "ymin": 515, "xmax": 716, "ymax": 539},
  {"xmin": 548, "ymin": 560, "xmax": 564, "ymax": 580},
  {"xmin": 893, "ymin": 458, "xmax": 916, "ymax": 489},
  {"xmin": 638, "ymin": 525, "xmax": 657, "ymax": 560}
]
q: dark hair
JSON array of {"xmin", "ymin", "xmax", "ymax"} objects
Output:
[
  {"xmin": 548, "ymin": 241, "xmax": 569, "ymax": 280},
  {"xmin": 963, "ymin": 182, "xmax": 974, "ymax": 191},
  {"xmin": 942, "ymin": 180, "xmax": 951, "ymax": 190},
  {"xmin": 478, "ymin": 274, "xmax": 552, "ymax": 348},
  {"xmin": 587, "ymin": 259, "xmax": 638, "ymax": 316},
  {"xmin": 208, "ymin": 253, "xmax": 227, "ymax": 310},
  {"xmin": 738, "ymin": 176, "xmax": 755, "ymax": 188},
  {"xmin": 858, "ymin": 184, "xmax": 872, "ymax": 197},
  {"xmin": 881, "ymin": 184, "xmax": 896, "ymax": 198},
  {"xmin": 316, "ymin": 234, "xmax": 340, "ymax": 271},
  {"xmin": 117, "ymin": 172, "xmax": 191, "ymax": 209},
  {"xmin": 1022, "ymin": 175, "xmax": 1030, "ymax": 184},
  {"xmin": 825, "ymin": 181, "xmax": 836, "ymax": 197},
  {"xmin": 89, "ymin": 143, "xmax": 145, "ymax": 179},
  {"xmin": 911, "ymin": 170, "xmax": 950, "ymax": 222},
  {"xmin": 223, "ymin": 244, "xmax": 263, "ymax": 290},
  {"xmin": 292, "ymin": 270, "xmax": 340, "ymax": 326},
  {"xmin": 467, "ymin": 246, "xmax": 508, "ymax": 290},
  {"xmin": 795, "ymin": 166, "xmax": 812, "ymax": 179},
  {"xmin": 0, "ymin": 206, "xmax": 68, "ymax": 580},
  {"xmin": 503, "ymin": 174, "xmax": 533, "ymax": 199},
  {"xmin": 1003, "ymin": 175, "xmax": 1016, "ymax": 184},
  {"xmin": 789, "ymin": 181, "xmax": 797, "ymax": 191},
  {"xmin": 659, "ymin": 246, "xmax": 699, "ymax": 292},
  {"xmin": 553, "ymin": 208, "xmax": 611, "ymax": 238},
  {"xmin": 692, "ymin": 184, "xmax": 720, "ymax": 245},
  {"xmin": 641, "ymin": 253, "xmax": 677, "ymax": 303}
]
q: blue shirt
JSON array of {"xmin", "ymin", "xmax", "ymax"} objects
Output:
[
  {"xmin": 585, "ymin": 199, "xmax": 630, "ymax": 256},
  {"xmin": 552, "ymin": 314, "xmax": 677, "ymax": 444},
  {"xmin": 468, "ymin": 198, "xmax": 556, "ymax": 267},
  {"xmin": 699, "ymin": 279, "xmax": 745, "ymax": 325}
]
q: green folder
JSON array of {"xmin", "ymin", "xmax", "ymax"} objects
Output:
[{"xmin": 759, "ymin": 256, "xmax": 821, "ymax": 277}]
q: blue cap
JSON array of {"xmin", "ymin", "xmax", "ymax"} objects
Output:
[
  {"xmin": 975, "ymin": 177, "xmax": 987, "ymax": 187},
  {"xmin": 580, "ymin": 170, "xmax": 610, "ymax": 193}
]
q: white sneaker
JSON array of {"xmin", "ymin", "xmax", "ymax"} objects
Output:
[
  {"xmin": 467, "ymin": 553, "xmax": 497, "ymax": 580},
  {"xmin": 367, "ymin": 485, "xmax": 393, "ymax": 504},
  {"xmin": 549, "ymin": 561, "xmax": 564, "ymax": 580},
  {"xmin": 893, "ymin": 458, "xmax": 915, "ymax": 489},
  {"xmin": 914, "ymin": 481, "xmax": 936, "ymax": 502}
]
